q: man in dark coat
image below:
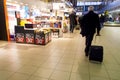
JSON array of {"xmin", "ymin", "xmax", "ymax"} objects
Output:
[
  {"xmin": 80, "ymin": 6, "xmax": 100, "ymax": 56},
  {"xmin": 69, "ymin": 11, "xmax": 77, "ymax": 33}
]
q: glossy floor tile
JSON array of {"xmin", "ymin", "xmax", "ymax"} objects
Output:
[{"xmin": 0, "ymin": 27, "xmax": 120, "ymax": 80}]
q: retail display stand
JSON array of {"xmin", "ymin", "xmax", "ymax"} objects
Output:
[
  {"xmin": 15, "ymin": 26, "xmax": 25, "ymax": 43},
  {"xmin": 15, "ymin": 24, "xmax": 52, "ymax": 45},
  {"xmin": 51, "ymin": 28, "xmax": 60, "ymax": 38},
  {"xmin": 25, "ymin": 30, "xmax": 35, "ymax": 44},
  {"xmin": 35, "ymin": 31, "xmax": 51, "ymax": 45}
]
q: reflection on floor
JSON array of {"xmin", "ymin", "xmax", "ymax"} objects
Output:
[{"xmin": 0, "ymin": 27, "xmax": 120, "ymax": 80}]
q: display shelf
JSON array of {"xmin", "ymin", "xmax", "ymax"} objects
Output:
[{"xmin": 15, "ymin": 25, "xmax": 51, "ymax": 45}]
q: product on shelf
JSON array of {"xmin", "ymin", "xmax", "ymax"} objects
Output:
[
  {"xmin": 62, "ymin": 22, "xmax": 68, "ymax": 33},
  {"xmin": 51, "ymin": 29, "xmax": 59, "ymax": 38},
  {"xmin": 25, "ymin": 24, "xmax": 37, "ymax": 28}
]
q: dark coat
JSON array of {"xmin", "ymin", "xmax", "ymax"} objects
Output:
[
  {"xmin": 78, "ymin": 16, "xmax": 83, "ymax": 26},
  {"xmin": 100, "ymin": 15, "xmax": 105, "ymax": 23},
  {"xmin": 80, "ymin": 11, "xmax": 100, "ymax": 36},
  {"xmin": 69, "ymin": 13, "xmax": 77, "ymax": 25}
]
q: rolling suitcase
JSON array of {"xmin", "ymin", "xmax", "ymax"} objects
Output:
[{"xmin": 89, "ymin": 45, "xmax": 103, "ymax": 62}]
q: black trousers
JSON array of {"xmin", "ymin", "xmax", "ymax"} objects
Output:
[
  {"xmin": 97, "ymin": 27, "xmax": 101, "ymax": 35},
  {"xmin": 97, "ymin": 23, "xmax": 103, "ymax": 35},
  {"xmin": 85, "ymin": 34, "xmax": 94, "ymax": 55},
  {"xmin": 70, "ymin": 24, "xmax": 75, "ymax": 33}
]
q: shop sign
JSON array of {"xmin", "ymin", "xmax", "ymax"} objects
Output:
[{"xmin": 6, "ymin": 2, "xmax": 20, "ymax": 35}]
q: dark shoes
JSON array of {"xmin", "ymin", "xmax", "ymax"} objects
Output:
[
  {"xmin": 96, "ymin": 34, "xmax": 101, "ymax": 36},
  {"xmin": 70, "ymin": 31, "xmax": 73, "ymax": 33},
  {"xmin": 85, "ymin": 50, "xmax": 89, "ymax": 57},
  {"xmin": 85, "ymin": 53, "xmax": 88, "ymax": 57}
]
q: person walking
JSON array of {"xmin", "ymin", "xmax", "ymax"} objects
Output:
[
  {"xmin": 69, "ymin": 11, "xmax": 77, "ymax": 33},
  {"xmin": 80, "ymin": 6, "xmax": 100, "ymax": 56}
]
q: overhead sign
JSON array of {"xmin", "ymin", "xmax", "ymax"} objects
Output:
[{"xmin": 77, "ymin": 2, "xmax": 102, "ymax": 6}]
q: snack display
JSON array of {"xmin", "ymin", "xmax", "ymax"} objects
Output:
[
  {"xmin": 35, "ymin": 29, "xmax": 51, "ymax": 45},
  {"xmin": 15, "ymin": 25, "xmax": 52, "ymax": 45},
  {"xmin": 15, "ymin": 26, "xmax": 25, "ymax": 43},
  {"xmin": 16, "ymin": 33, "xmax": 25, "ymax": 43}
]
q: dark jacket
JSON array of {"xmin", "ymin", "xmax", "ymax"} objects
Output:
[
  {"xmin": 100, "ymin": 15, "xmax": 105, "ymax": 23},
  {"xmin": 80, "ymin": 11, "xmax": 100, "ymax": 36},
  {"xmin": 69, "ymin": 13, "xmax": 77, "ymax": 25},
  {"xmin": 78, "ymin": 16, "xmax": 83, "ymax": 26}
]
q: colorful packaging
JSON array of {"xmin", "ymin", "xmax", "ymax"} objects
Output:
[{"xmin": 16, "ymin": 33, "xmax": 25, "ymax": 43}]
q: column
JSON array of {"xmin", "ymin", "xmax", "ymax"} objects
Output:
[{"xmin": 0, "ymin": 0, "xmax": 10, "ymax": 41}]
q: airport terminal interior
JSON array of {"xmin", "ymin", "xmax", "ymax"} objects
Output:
[
  {"xmin": 0, "ymin": 27, "xmax": 120, "ymax": 80},
  {"xmin": 0, "ymin": 0, "xmax": 120, "ymax": 80}
]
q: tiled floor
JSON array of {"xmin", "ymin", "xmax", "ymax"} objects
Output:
[{"xmin": 0, "ymin": 27, "xmax": 120, "ymax": 80}]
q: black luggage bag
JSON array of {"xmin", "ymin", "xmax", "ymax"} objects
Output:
[{"xmin": 89, "ymin": 45, "xmax": 103, "ymax": 62}]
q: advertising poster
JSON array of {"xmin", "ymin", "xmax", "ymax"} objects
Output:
[
  {"xmin": 16, "ymin": 33, "xmax": 24, "ymax": 43},
  {"xmin": 20, "ymin": 5, "xmax": 29, "ymax": 19},
  {"xmin": 25, "ymin": 33, "xmax": 34, "ymax": 43},
  {"xmin": 35, "ymin": 34, "xmax": 45, "ymax": 45},
  {"xmin": 7, "ymin": 2, "xmax": 20, "ymax": 35}
]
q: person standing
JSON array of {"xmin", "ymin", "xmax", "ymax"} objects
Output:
[
  {"xmin": 96, "ymin": 14, "xmax": 105, "ymax": 36},
  {"xmin": 80, "ymin": 6, "xmax": 100, "ymax": 56},
  {"xmin": 69, "ymin": 11, "xmax": 77, "ymax": 33},
  {"xmin": 78, "ymin": 15, "xmax": 83, "ymax": 28}
]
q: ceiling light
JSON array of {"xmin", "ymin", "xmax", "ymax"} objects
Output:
[
  {"xmin": 20, "ymin": 2, "xmax": 23, "ymax": 5},
  {"xmin": 14, "ymin": 1, "xmax": 18, "ymax": 3},
  {"xmin": 25, "ymin": 4, "xmax": 28, "ymax": 6}
]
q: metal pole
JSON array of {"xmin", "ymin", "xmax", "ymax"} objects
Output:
[{"xmin": 83, "ymin": 0, "xmax": 85, "ymax": 11}]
